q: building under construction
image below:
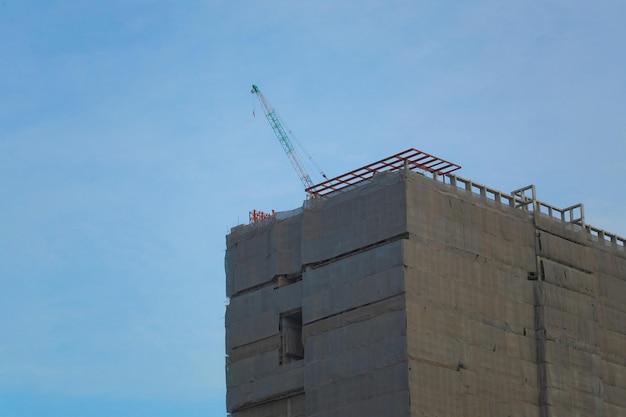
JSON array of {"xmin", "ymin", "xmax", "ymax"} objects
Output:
[{"xmin": 224, "ymin": 148, "xmax": 626, "ymax": 417}]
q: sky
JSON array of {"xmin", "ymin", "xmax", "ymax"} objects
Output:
[{"xmin": 0, "ymin": 1, "xmax": 625, "ymax": 416}]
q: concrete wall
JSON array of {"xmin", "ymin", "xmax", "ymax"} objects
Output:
[
  {"xmin": 302, "ymin": 240, "xmax": 409, "ymax": 416},
  {"xmin": 225, "ymin": 169, "xmax": 626, "ymax": 417},
  {"xmin": 535, "ymin": 214, "xmax": 626, "ymax": 416},
  {"xmin": 225, "ymin": 281, "xmax": 304, "ymax": 413},
  {"xmin": 226, "ymin": 173, "xmax": 411, "ymax": 416},
  {"xmin": 226, "ymin": 213, "xmax": 303, "ymax": 298},
  {"xmin": 401, "ymin": 171, "xmax": 626, "ymax": 416},
  {"xmin": 404, "ymin": 172, "xmax": 539, "ymax": 416}
]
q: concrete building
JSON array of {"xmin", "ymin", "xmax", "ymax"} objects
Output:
[{"xmin": 224, "ymin": 150, "xmax": 626, "ymax": 417}]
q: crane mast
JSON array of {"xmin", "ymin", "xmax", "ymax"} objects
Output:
[{"xmin": 251, "ymin": 84, "xmax": 316, "ymax": 189}]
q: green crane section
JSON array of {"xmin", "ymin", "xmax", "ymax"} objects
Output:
[{"xmin": 251, "ymin": 84, "xmax": 322, "ymax": 190}]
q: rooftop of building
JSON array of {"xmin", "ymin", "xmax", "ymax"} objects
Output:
[{"xmin": 240, "ymin": 148, "xmax": 625, "ymax": 251}]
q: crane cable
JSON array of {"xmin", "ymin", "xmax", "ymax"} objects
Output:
[
  {"xmin": 275, "ymin": 111, "xmax": 328, "ymax": 181},
  {"xmin": 251, "ymin": 86, "xmax": 328, "ymax": 183}
]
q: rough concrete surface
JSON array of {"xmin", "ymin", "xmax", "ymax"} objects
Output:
[{"xmin": 225, "ymin": 169, "xmax": 626, "ymax": 417}]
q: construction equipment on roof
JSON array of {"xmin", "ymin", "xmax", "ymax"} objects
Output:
[
  {"xmin": 305, "ymin": 148, "xmax": 461, "ymax": 197},
  {"xmin": 250, "ymin": 85, "xmax": 460, "ymax": 200},
  {"xmin": 251, "ymin": 84, "xmax": 327, "ymax": 189}
]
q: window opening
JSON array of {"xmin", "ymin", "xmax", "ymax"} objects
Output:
[{"xmin": 279, "ymin": 310, "xmax": 303, "ymax": 364}]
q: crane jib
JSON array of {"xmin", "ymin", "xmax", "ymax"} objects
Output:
[
  {"xmin": 267, "ymin": 112, "xmax": 295, "ymax": 153},
  {"xmin": 251, "ymin": 84, "xmax": 320, "ymax": 190}
]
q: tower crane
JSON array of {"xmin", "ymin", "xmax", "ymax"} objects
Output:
[{"xmin": 251, "ymin": 84, "xmax": 327, "ymax": 190}]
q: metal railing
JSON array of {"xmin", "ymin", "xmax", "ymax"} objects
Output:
[{"xmin": 433, "ymin": 172, "xmax": 625, "ymax": 250}]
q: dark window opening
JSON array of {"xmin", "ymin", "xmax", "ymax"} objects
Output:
[{"xmin": 280, "ymin": 310, "xmax": 303, "ymax": 364}]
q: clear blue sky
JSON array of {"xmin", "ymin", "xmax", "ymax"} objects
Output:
[{"xmin": 1, "ymin": 1, "xmax": 624, "ymax": 416}]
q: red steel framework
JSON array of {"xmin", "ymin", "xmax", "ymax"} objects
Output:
[{"xmin": 305, "ymin": 148, "xmax": 461, "ymax": 197}]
